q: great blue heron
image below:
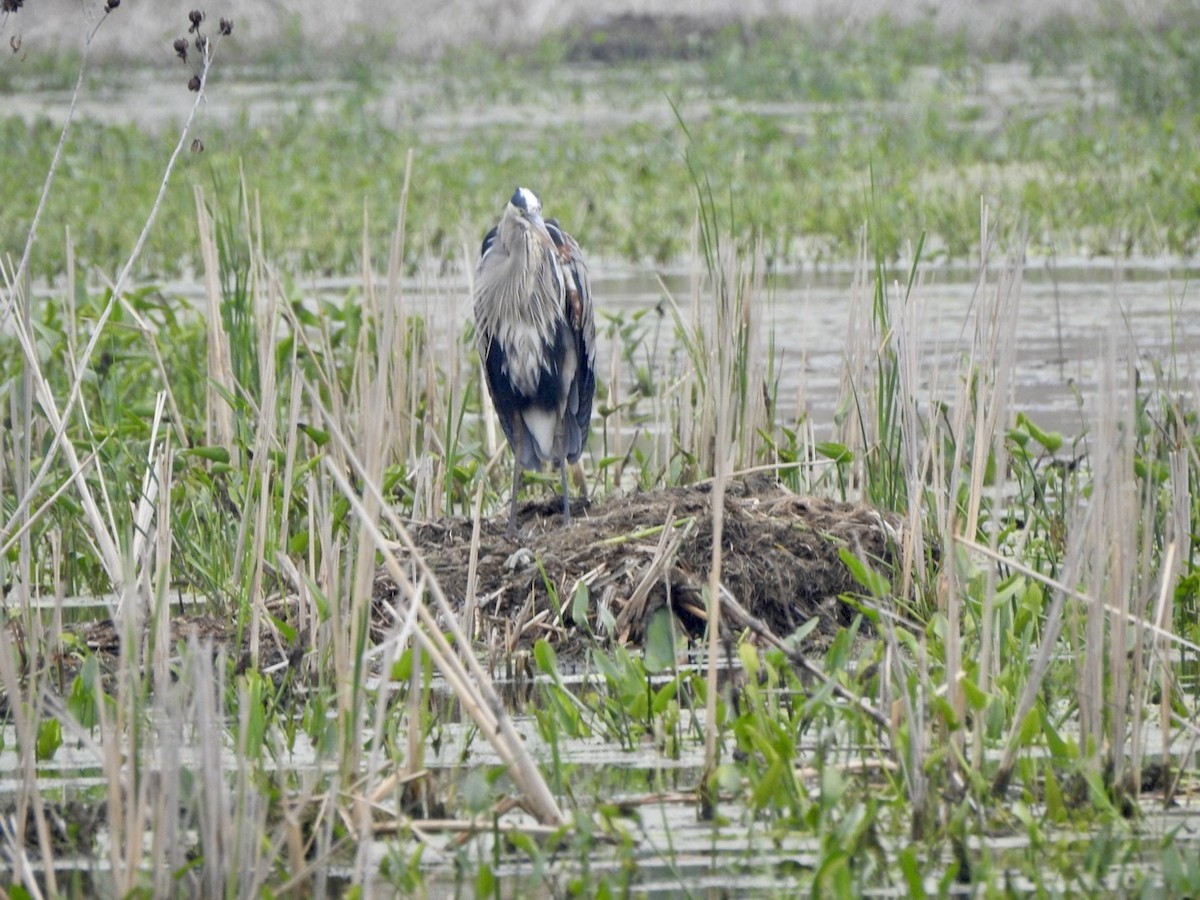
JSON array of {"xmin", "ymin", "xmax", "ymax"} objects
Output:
[{"xmin": 473, "ymin": 186, "xmax": 596, "ymax": 535}]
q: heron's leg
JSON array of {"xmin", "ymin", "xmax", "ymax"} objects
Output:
[
  {"xmin": 508, "ymin": 412, "xmax": 522, "ymax": 536},
  {"xmin": 560, "ymin": 458, "xmax": 570, "ymax": 526},
  {"xmin": 508, "ymin": 458, "xmax": 522, "ymax": 536}
]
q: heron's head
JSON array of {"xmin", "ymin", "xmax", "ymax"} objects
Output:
[{"xmin": 504, "ymin": 186, "xmax": 556, "ymax": 253}]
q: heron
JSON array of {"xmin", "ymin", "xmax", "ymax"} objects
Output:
[{"xmin": 472, "ymin": 186, "xmax": 596, "ymax": 535}]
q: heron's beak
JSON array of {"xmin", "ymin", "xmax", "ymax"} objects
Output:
[{"xmin": 529, "ymin": 214, "xmax": 557, "ymax": 252}]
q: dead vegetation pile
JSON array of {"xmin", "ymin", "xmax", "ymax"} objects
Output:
[
  {"xmin": 376, "ymin": 478, "xmax": 901, "ymax": 655},
  {"xmin": 57, "ymin": 480, "xmax": 899, "ymax": 677}
]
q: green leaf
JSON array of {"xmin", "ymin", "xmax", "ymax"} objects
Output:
[
  {"xmin": 643, "ymin": 606, "xmax": 677, "ymax": 674},
  {"xmin": 571, "ymin": 581, "xmax": 590, "ymax": 629},
  {"xmin": 240, "ymin": 672, "xmax": 268, "ymax": 760},
  {"xmin": 287, "ymin": 530, "xmax": 310, "ymax": 554},
  {"xmin": 591, "ymin": 648, "xmax": 620, "ymax": 685},
  {"xmin": 36, "ymin": 717, "xmax": 62, "ymax": 761},
  {"xmin": 1006, "ymin": 425, "xmax": 1031, "ymax": 447},
  {"xmin": 814, "ymin": 848, "xmax": 851, "ymax": 895},
  {"xmin": 307, "ymin": 577, "xmax": 331, "ymax": 621},
  {"xmin": 184, "ymin": 445, "xmax": 232, "ymax": 463},
  {"xmin": 534, "ymin": 639, "xmax": 559, "ymax": 677},
  {"xmin": 67, "ymin": 655, "xmax": 100, "ymax": 729},
  {"xmin": 1044, "ymin": 766, "xmax": 1066, "ymax": 822},
  {"xmin": 837, "ymin": 548, "xmax": 890, "ymax": 597},
  {"xmin": 737, "ymin": 640, "xmax": 760, "ymax": 681},
  {"xmin": 783, "ymin": 616, "xmax": 820, "ymax": 648},
  {"xmin": 898, "ymin": 845, "xmax": 926, "ymax": 899},
  {"xmin": 1017, "ymin": 413, "xmax": 1063, "ymax": 453},
  {"xmin": 815, "ymin": 441, "xmax": 853, "ymax": 464},
  {"xmin": 474, "ymin": 862, "xmax": 496, "ymax": 897},
  {"xmin": 1017, "ymin": 705, "xmax": 1042, "ymax": 747},
  {"xmin": 299, "ymin": 424, "xmax": 330, "ymax": 446},
  {"xmin": 391, "ymin": 648, "xmax": 414, "ymax": 681},
  {"xmin": 1039, "ymin": 705, "xmax": 1076, "ymax": 760},
  {"xmin": 959, "ymin": 673, "xmax": 988, "ymax": 710},
  {"xmin": 750, "ymin": 757, "xmax": 786, "ymax": 808},
  {"xmin": 652, "ymin": 678, "xmax": 679, "ymax": 714},
  {"xmin": 270, "ymin": 614, "xmax": 298, "ymax": 644}
]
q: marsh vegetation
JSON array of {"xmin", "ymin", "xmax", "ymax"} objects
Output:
[{"xmin": 2, "ymin": 2, "xmax": 1200, "ymax": 895}]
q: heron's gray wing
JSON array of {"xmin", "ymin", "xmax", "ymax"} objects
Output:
[
  {"xmin": 480, "ymin": 225, "xmax": 499, "ymax": 259},
  {"xmin": 546, "ymin": 220, "xmax": 596, "ymax": 462}
]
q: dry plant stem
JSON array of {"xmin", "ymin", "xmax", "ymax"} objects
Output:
[
  {"xmin": 1097, "ymin": 309, "xmax": 1136, "ymax": 780},
  {"xmin": 249, "ymin": 266, "xmax": 283, "ymax": 668},
  {"xmin": 324, "ymin": 456, "xmax": 565, "ymax": 825},
  {"xmin": 461, "ymin": 482, "xmax": 486, "ymax": 638},
  {"xmin": 890, "ymin": 264, "xmax": 955, "ymax": 786},
  {"xmin": 957, "ymin": 240, "xmax": 1021, "ymax": 764},
  {"xmin": 0, "ymin": 14, "xmax": 103, "ymax": 332},
  {"xmin": 2, "ymin": 296, "xmax": 122, "ymax": 589},
  {"xmin": 882, "ymin": 594, "xmax": 931, "ymax": 835},
  {"xmin": 689, "ymin": 458, "xmax": 834, "ymax": 488},
  {"xmin": 357, "ymin": 597, "xmax": 421, "ymax": 877},
  {"xmin": 313, "ymin": 417, "xmax": 566, "ymax": 825},
  {"xmin": 0, "ymin": 623, "xmax": 56, "ymax": 896},
  {"xmin": 702, "ymin": 446, "xmax": 724, "ymax": 784},
  {"xmin": 614, "ymin": 505, "xmax": 685, "ymax": 637},
  {"xmin": 969, "ymin": 503, "xmax": 1087, "ymax": 796},
  {"xmin": 0, "ymin": 41, "xmax": 226, "ymax": 596},
  {"xmin": 387, "ymin": 152, "xmax": 415, "ymax": 462},
  {"xmin": 1162, "ymin": 448, "xmax": 1190, "ymax": 792},
  {"xmin": 0, "ymin": 445, "xmax": 102, "ymax": 559},
  {"xmin": 1144, "ymin": 541, "xmax": 1177, "ymax": 782},
  {"xmin": 406, "ymin": 639, "xmax": 424, "ymax": 778},
  {"xmin": 346, "ymin": 227, "xmax": 396, "ymax": 855},
  {"xmin": 127, "ymin": 393, "xmax": 167, "ymax": 599},
  {"xmin": 195, "ymin": 186, "xmax": 237, "ymax": 453}
]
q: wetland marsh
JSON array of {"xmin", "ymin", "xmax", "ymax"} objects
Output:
[{"xmin": 2, "ymin": 3, "xmax": 1200, "ymax": 896}]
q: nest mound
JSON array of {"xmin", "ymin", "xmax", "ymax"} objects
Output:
[
  {"xmin": 376, "ymin": 478, "xmax": 901, "ymax": 655},
  {"xmin": 47, "ymin": 481, "xmax": 898, "ymax": 685}
]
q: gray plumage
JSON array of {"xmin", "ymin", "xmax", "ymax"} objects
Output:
[{"xmin": 473, "ymin": 186, "xmax": 596, "ymax": 534}]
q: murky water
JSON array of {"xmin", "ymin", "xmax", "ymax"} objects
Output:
[
  {"xmin": 380, "ymin": 256, "xmax": 1200, "ymax": 444},
  {"xmin": 13, "ymin": 57, "xmax": 1195, "ymax": 445},
  {"xmin": 3, "ymin": 679, "xmax": 1196, "ymax": 895},
  {"xmin": 759, "ymin": 259, "xmax": 1200, "ymax": 438}
]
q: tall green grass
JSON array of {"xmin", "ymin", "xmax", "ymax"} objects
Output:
[{"xmin": 8, "ymin": 9, "xmax": 1200, "ymax": 277}]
